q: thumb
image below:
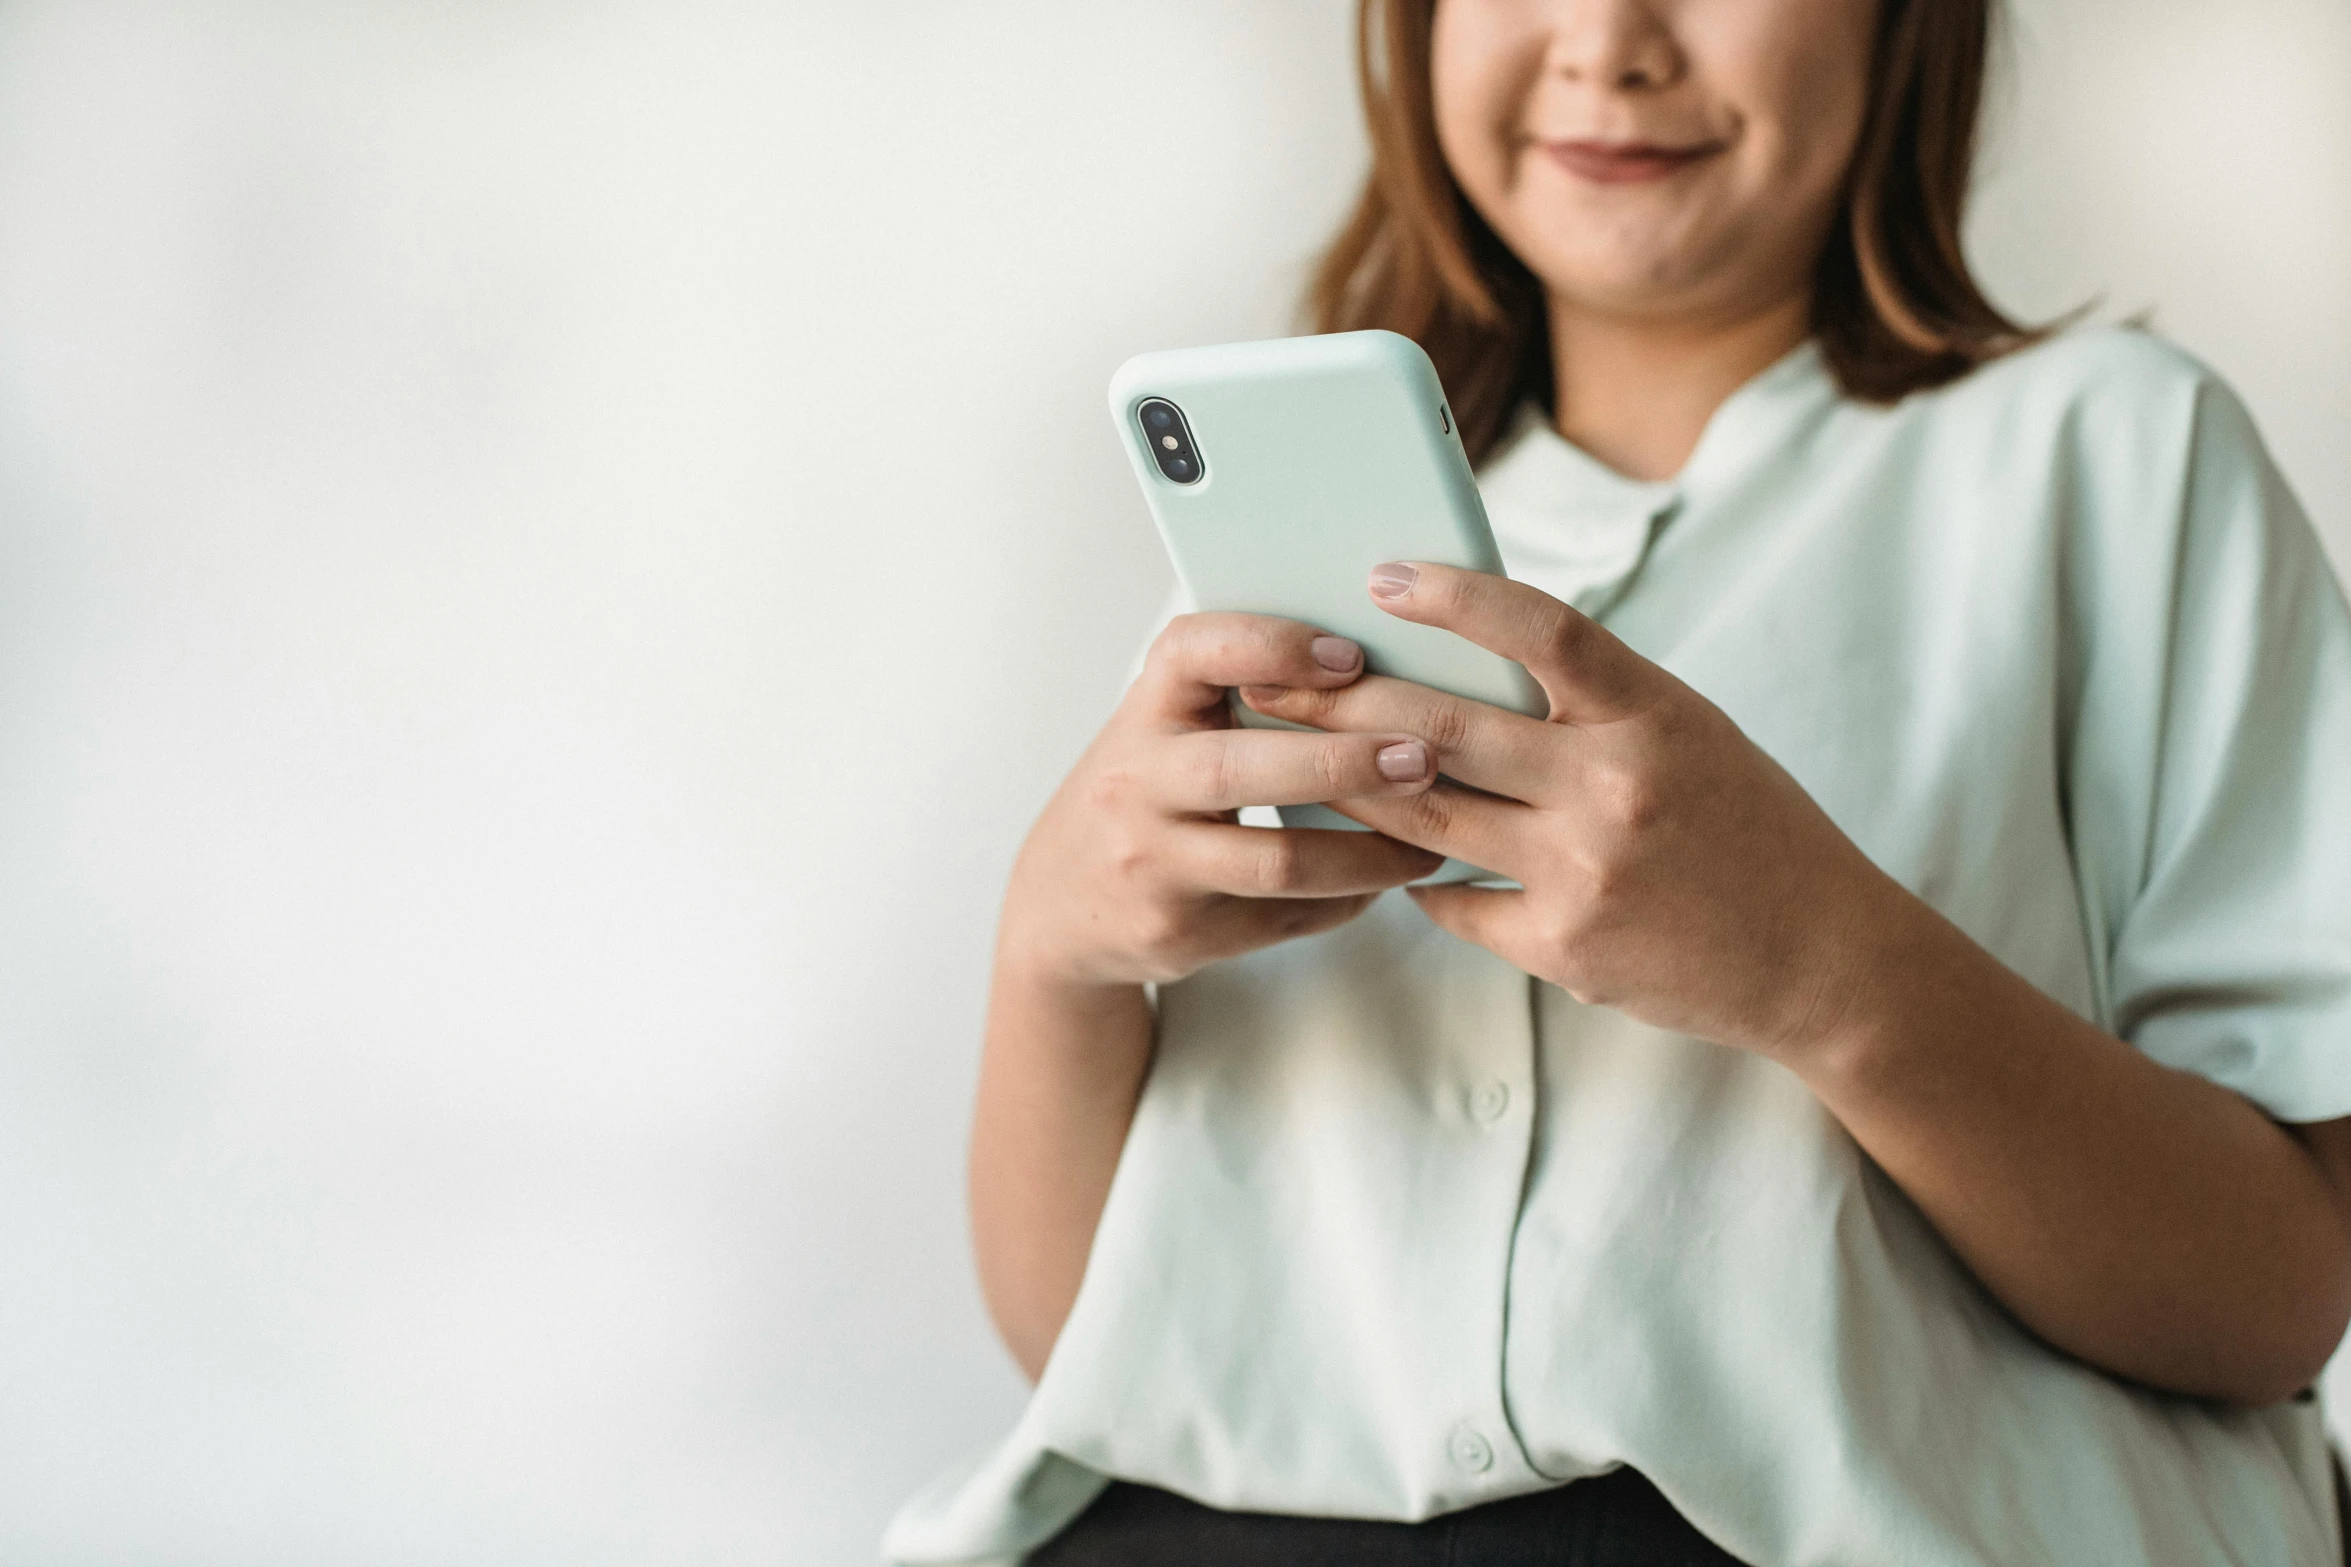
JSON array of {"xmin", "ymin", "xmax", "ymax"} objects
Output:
[{"xmin": 1406, "ymin": 883, "xmax": 1545, "ymax": 972}]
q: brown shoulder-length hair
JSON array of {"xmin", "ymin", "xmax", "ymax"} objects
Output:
[{"xmin": 1309, "ymin": 0, "xmax": 2042, "ymax": 463}]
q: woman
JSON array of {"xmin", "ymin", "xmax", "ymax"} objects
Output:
[{"xmin": 889, "ymin": 0, "xmax": 2351, "ymax": 1562}]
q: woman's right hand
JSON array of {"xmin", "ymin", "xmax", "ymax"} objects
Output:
[
  {"xmin": 998, "ymin": 611, "xmax": 1444, "ymax": 991},
  {"xmin": 975, "ymin": 611, "xmax": 1436, "ymax": 1377}
]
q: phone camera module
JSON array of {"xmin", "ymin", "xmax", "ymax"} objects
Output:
[{"xmin": 1136, "ymin": 398, "xmax": 1201, "ymax": 485}]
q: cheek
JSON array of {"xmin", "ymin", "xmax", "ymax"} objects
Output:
[
  {"xmin": 1722, "ymin": 0, "xmax": 1876, "ymax": 207},
  {"xmin": 1429, "ymin": 2, "xmax": 1543, "ymax": 207}
]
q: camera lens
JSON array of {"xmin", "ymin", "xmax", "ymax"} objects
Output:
[{"xmin": 1138, "ymin": 398, "xmax": 1201, "ymax": 484}]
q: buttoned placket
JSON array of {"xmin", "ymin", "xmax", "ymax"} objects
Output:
[
  {"xmin": 1426, "ymin": 944, "xmax": 1546, "ymax": 1504},
  {"xmin": 1442, "ymin": 415, "xmax": 1685, "ymax": 1501}
]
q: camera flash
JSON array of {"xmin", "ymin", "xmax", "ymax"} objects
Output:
[{"xmin": 1160, "ymin": 435, "xmax": 1178, "ymax": 450}]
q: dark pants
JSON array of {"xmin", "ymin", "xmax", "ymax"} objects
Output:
[{"xmin": 1027, "ymin": 1466, "xmax": 1751, "ymax": 1567}]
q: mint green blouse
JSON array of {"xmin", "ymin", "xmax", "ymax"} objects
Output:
[{"xmin": 888, "ymin": 330, "xmax": 2351, "ymax": 1566}]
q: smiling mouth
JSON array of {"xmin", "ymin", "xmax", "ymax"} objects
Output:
[{"xmin": 1542, "ymin": 139, "xmax": 1724, "ymax": 184}]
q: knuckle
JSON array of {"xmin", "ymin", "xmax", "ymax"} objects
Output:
[
  {"xmin": 1101, "ymin": 825, "xmax": 1153, "ymax": 882},
  {"xmin": 1592, "ymin": 760, "xmax": 1660, "ymax": 832},
  {"xmin": 1194, "ymin": 733, "xmax": 1241, "ymax": 805},
  {"xmin": 1085, "ymin": 763, "xmax": 1139, "ymax": 814},
  {"xmin": 1404, "ymin": 786, "xmax": 1455, "ymax": 839},
  {"xmin": 1548, "ymin": 607, "xmax": 1598, "ymax": 669},
  {"xmin": 1509, "ymin": 596, "xmax": 1560, "ymax": 651},
  {"xmin": 1421, "ymin": 701, "xmax": 1473, "ymax": 756},
  {"xmin": 1269, "ymin": 684, "xmax": 1330, "ymax": 722},
  {"xmin": 1570, "ymin": 827, "xmax": 1635, "ymax": 899},
  {"xmin": 1145, "ymin": 619, "xmax": 1197, "ymax": 674},
  {"xmin": 1618, "ymin": 776, "xmax": 1664, "ymax": 834},
  {"xmin": 1128, "ymin": 901, "xmax": 1189, "ymax": 961},
  {"xmin": 1536, "ymin": 898, "xmax": 1598, "ymax": 975},
  {"xmin": 1150, "ymin": 613, "xmax": 1270, "ymax": 687},
  {"xmin": 1584, "ymin": 853, "xmax": 1634, "ymax": 904},
  {"xmin": 1251, "ymin": 832, "xmax": 1306, "ymax": 894},
  {"xmin": 1313, "ymin": 740, "xmax": 1356, "ymax": 798},
  {"xmin": 1224, "ymin": 615, "xmax": 1288, "ymax": 669}
]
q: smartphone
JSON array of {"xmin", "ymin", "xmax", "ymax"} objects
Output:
[{"xmin": 1108, "ymin": 329, "xmax": 1546, "ymax": 884}]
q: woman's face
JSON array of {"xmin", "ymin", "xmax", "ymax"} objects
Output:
[{"xmin": 1431, "ymin": 0, "xmax": 1879, "ymax": 327}]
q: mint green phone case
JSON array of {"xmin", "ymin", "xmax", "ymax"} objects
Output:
[{"xmin": 1108, "ymin": 329, "xmax": 1547, "ymax": 885}]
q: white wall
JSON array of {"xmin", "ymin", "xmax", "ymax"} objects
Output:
[
  {"xmin": 1972, "ymin": 0, "xmax": 2351, "ymax": 565},
  {"xmin": 0, "ymin": 5, "xmax": 2341, "ymax": 1564}
]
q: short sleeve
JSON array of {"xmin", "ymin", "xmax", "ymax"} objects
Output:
[{"xmin": 2066, "ymin": 355, "xmax": 2351, "ymax": 1122}]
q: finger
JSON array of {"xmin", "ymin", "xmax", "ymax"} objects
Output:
[
  {"xmin": 1154, "ymin": 726, "xmax": 1438, "ymax": 813},
  {"xmin": 1182, "ymin": 891, "xmax": 1381, "ymax": 966},
  {"xmin": 1238, "ymin": 675, "xmax": 1568, "ymax": 805},
  {"xmin": 1405, "ymin": 884, "xmax": 1552, "ymax": 971},
  {"xmin": 1137, "ymin": 612, "xmax": 1365, "ymax": 724},
  {"xmin": 1325, "ymin": 779, "xmax": 1531, "ymax": 876},
  {"xmin": 1367, "ymin": 561, "xmax": 1659, "ymax": 725},
  {"xmin": 1168, "ymin": 823, "xmax": 1444, "ymax": 899}
]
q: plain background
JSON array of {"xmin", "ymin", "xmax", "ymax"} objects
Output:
[{"xmin": 0, "ymin": 3, "xmax": 2345, "ymax": 1563}]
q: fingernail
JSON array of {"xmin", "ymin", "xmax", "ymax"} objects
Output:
[
  {"xmin": 1310, "ymin": 635, "xmax": 1361, "ymax": 672},
  {"xmin": 1376, "ymin": 740, "xmax": 1430, "ymax": 782},
  {"xmin": 1369, "ymin": 562, "xmax": 1418, "ymax": 600}
]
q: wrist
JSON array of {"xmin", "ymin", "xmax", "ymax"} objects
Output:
[
  {"xmin": 992, "ymin": 920, "xmax": 1128, "ymax": 1005},
  {"xmin": 995, "ymin": 944, "xmax": 1137, "ymax": 1012},
  {"xmin": 992, "ymin": 924, "xmax": 1150, "ymax": 1023},
  {"xmin": 984, "ymin": 941, "xmax": 1156, "ymax": 1107},
  {"xmin": 1764, "ymin": 865, "xmax": 1942, "ymax": 1092}
]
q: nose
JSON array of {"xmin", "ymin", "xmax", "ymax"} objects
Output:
[{"xmin": 1544, "ymin": 0, "xmax": 1684, "ymax": 92}]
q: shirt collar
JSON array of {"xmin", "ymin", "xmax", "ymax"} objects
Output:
[
  {"xmin": 1675, "ymin": 335, "xmax": 1835, "ymax": 504},
  {"xmin": 1475, "ymin": 337, "xmax": 1835, "ymax": 618}
]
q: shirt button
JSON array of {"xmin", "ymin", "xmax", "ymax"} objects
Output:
[
  {"xmin": 1448, "ymin": 1424, "xmax": 1494, "ymax": 1473},
  {"xmin": 1469, "ymin": 1082, "xmax": 1510, "ymax": 1124}
]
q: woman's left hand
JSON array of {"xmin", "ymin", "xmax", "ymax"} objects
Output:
[{"xmin": 1241, "ymin": 561, "xmax": 1906, "ymax": 1061}]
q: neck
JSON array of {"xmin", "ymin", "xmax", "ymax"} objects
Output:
[{"xmin": 1546, "ymin": 292, "xmax": 1812, "ymax": 482}]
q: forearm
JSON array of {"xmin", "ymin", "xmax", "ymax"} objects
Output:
[
  {"xmin": 1793, "ymin": 883, "xmax": 2351, "ymax": 1406},
  {"xmin": 968, "ymin": 949, "xmax": 1154, "ymax": 1382}
]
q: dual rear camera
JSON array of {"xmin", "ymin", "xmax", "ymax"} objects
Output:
[{"xmin": 1137, "ymin": 398, "xmax": 1201, "ymax": 485}]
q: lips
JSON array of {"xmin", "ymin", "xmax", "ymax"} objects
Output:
[{"xmin": 1542, "ymin": 139, "xmax": 1723, "ymax": 184}]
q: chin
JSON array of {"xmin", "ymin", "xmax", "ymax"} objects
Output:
[
  {"xmin": 1508, "ymin": 215, "xmax": 1756, "ymax": 320},
  {"xmin": 1522, "ymin": 254, "xmax": 1712, "ymax": 318}
]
